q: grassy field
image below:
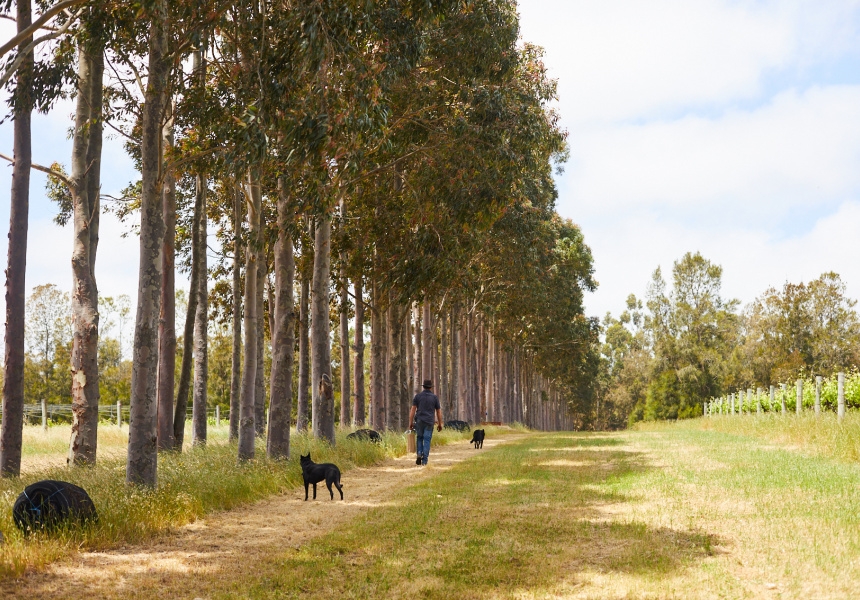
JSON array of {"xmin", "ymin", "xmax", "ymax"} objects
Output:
[
  {"xmin": 4, "ymin": 419, "xmax": 860, "ymax": 598},
  {"xmin": 210, "ymin": 424, "xmax": 859, "ymax": 599},
  {"xmin": 0, "ymin": 422, "xmax": 474, "ymax": 579}
]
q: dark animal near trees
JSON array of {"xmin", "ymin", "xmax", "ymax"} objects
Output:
[
  {"xmin": 445, "ymin": 420, "xmax": 470, "ymax": 432},
  {"xmin": 13, "ymin": 480, "xmax": 98, "ymax": 534},
  {"xmin": 470, "ymin": 429, "xmax": 485, "ymax": 449},
  {"xmin": 300, "ymin": 453, "xmax": 344, "ymax": 500},
  {"xmin": 346, "ymin": 428, "xmax": 381, "ymax": 443}
]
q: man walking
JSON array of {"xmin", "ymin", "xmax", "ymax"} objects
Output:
[{"xmin": 409, "ymin": 379, "xmax": 443, "ymax": 466}]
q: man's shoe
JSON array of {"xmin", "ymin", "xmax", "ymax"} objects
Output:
[{"xmin": 416, "ymin": 454, "xmax": 423, "ymax": 465}]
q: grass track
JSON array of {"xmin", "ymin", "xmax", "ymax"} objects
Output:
[{"xmin": 223, "ymin": 427, "xmax": 860, "ymax": 599}]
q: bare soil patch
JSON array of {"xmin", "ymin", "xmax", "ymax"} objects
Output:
[{"xmin": 1, "ymin": 434, "xmax": 519, "ymax": 600}]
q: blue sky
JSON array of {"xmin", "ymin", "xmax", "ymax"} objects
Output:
[
  {"xmin": 518, "ymin": 0, "xmax": 860, "ymax": 317},
  {"xmin": 2, "ymin": 0, "xmax": 860, "ymax": 326}
]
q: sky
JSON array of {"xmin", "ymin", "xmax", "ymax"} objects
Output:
[
  {"xmin": 518, "ymin": 0, "xmax": 860, "ymax": 318},
  {"xmin": 2, "ymin": 0, "xmax": 860, "ymax": 327}
]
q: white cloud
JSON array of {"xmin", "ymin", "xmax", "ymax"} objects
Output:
[
  {"xmin": 519, "ymin": 0, "xmax": 860, "ymax": 124},
  {"xmin": 584, "ymin": 201, "xmax": 860, "ymax": 318},
  {"xmin": 564, "ymin": 85, "xmax": 860, "ymax": 218}
]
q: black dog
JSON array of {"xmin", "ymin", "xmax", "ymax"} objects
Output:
[
  {"xmin": 346, "ymin": 428, "xmax": 381, "ymax": 443},
  {"xmin": 470, "ymin": 429, "xmax": 485, "ymax": 449},
  {"xmin": 445, "ymin": 420, "xmax": 470, "ymax": 432},
  {"xmin": 300, "ymin": 453, "xmax": 344, "ymax": 501}
]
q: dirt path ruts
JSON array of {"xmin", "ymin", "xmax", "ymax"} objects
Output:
[{"xmin": 2, "ymin": 434, "xmax": 520, "ymax": 600}]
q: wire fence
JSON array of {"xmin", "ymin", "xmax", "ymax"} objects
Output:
[{"xmin": 0, "ymin": 402, "xmax": 227, "ymax": 427}]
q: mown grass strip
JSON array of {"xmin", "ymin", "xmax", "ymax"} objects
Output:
[
  {"xmin": 0, "ymin": 424, "xmax": 472, "ymax": 580},
  {"xmin": 227, "ymin": 432, "xmax": 715, "ymax": 599}
]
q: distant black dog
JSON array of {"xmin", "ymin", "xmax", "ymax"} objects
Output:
[
  {"xmin": 346, "ymin": 428, "xmax": 381, "ymax": 443},
  {"xmin": 445, "ymin": 420, "xmax": 470, "ymax": 432},
  {"xmin": 470, "ymin": 429, "xmax": 485, "ymax": 449},
  {"xmin": 300, "ymin": 453, "xmax": 344, "ymax": 501}
]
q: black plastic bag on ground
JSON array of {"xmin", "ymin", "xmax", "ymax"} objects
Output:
[{"xmin": 13, "ymin": 480, "xmax": 98, "ymax": 534}]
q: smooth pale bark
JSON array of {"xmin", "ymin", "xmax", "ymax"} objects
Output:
[
  {"xmin": 0, "ymin": 0, "xmax": 33, "ymax": 478},
  {"xmin": 310, "ymin": 213, "xmax": 334, "ymax": 443},
  {"xmin": 440, "ymin": 313, "xmax": 448, "ymax": 419},
  {"xmin": 370, "ymin": 278, "xmax": 385, "ymax": 430},
  {"xmin": 406, "ymin": 306, "xmax": 414, "ymax": 400},
  {"xmin": 253, "ymin": 252, "xmax": 265, "ymax": 436},
  {"xmin": 338, "ymin": 200, "xmax": 350, "ymax": 427},
  {"xmin": 422, "ymin": 302, "xmax": 432, "ymax": 383},
  {"xmin": 297, "ymin": 269, "xmax": 310, "ymax": 431},
  {"xmin": 238, "ymin": 169, "xmax": 261, "ymax": 460},
  {"xmin": 191, "ymin": 170, "xmax": 208, "ymax": 446},
  {"xmin": 127, "ymin": 0, "xmax": 168, "ymax": 486},
  {"xmin": 450, "ymin": 306, "xmax": 459, "ymax": 423},
  {"xmin": 156, "ymin": 108, "xmax": 176, "ymax": 452},
  {"xmin": 68, "ymin": 39, "xmax": 103, "ymax": 466},
  {"xmin": 228, "ymin": 182, "xmax": 242, "ymax": 441},
  {"xmin": 486, "ymin": 332, "xmax": 495, "ymax": 422},
  {"xmin": 352, "ymin": 279, "xmax": 365, "ymax": 425},
  {"xmin": 413, "ymin": 304, "xmax": 422, "ymax": 393},
  {"xmin": 267, "ymin": 177, "xmax": 295, "ymax": 459},
  {"xmin": 386, "ymin": 300, "xmax": 402, "ymax": 431},
  {"xmin": 399, "ymin": 308, "xmax": 410, "ymax": 429}
]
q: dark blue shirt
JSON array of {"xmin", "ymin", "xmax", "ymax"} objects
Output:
[{"xmin": 412, "ymin": 390, "xmax": 440, "ymax": 425}]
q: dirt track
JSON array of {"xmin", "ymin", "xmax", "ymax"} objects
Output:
[{"xmin": 1, "ymin": 435, "xmax": 516, "ymax": 599}]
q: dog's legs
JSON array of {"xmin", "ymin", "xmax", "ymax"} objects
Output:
[
  {"xmin": 304, "ymin": 482, "xmax": 309, "ymax": 501},
  {"xmin": 326, "ymin": 479, "xmax": 334, "ymax": 500},
  {"xmin": 335, "ymin": 481, "xmax": 344, "ymax": 500},
  {"xmin": 312, "ymin": 483, "xmax": 317, "ymax": 500}
]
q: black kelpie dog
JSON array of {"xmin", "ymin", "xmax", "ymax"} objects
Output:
[
  {"xmin": 470, "ymin": 429, "xmax": 485, "ymax": 449},
  {"xmin": 300, "ymin": 453, "xmax": 344, "ymax": 501},
  {"xmin": 346, "ymin": 428, "xmax": 382, "ymax": 443}
]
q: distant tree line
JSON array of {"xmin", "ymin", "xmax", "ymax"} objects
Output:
[{"xmin": 596, "ymin": 252, "xmax": 859, "ymax": 428}]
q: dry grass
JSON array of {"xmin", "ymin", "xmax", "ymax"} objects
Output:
[{"xmin": 0, "ymin": 422, "xmax": 475, "ymax": 580}]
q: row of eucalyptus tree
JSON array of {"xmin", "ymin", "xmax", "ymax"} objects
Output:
[{"xmin": 0, "ymin": 0, "xmax": 597, "ymax": 485}]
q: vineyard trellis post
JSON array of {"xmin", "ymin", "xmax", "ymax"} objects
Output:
[
  {"xmin": 796, "ymin": 380, "xmax": 802, "ymax": 415},
  {"xmin": 780, "ymin": 384, "xmax": 787, "ymax": 413},
  {"xmin": 770, "ymin": 386, "xmax": 775, "ymax": 413},
  {"xmin": 815, "ymin": 376, "xmax": 822, "ymax": 415},
  {"xmin": 756, "ymin": 388, "xmax": 762, "ymax": 414},
  {"xmin": 838, "ymin": 372, "xmax": 845, "ymax": 421}
]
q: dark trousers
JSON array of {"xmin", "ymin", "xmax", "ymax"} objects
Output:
[{"xmin": 415, "ymin": 421, "xmax": 434, "ymax": 464}]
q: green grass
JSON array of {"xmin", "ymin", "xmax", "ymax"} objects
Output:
[
  {"xmin": 202, "ymin": 427, "xmax": 860, "ymax": 599},
  {"xmin": 638, "ymin": 411, "xmax": 860, "ymax": 463},
  {"xmin": 0, "ymin": 423, "xmax": 471, "ymax": 579}
]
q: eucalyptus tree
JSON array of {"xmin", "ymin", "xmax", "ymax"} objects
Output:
[{"xmin": 1, "ymin": 0, "xmax": 78, "ymax": 477}]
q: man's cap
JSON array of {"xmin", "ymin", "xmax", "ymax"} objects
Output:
[{"xmin": 422, "ymin": 379, "xmax": 432, "ymax": 389}]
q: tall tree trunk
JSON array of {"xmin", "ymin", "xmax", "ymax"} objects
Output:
[
  {"xmin": 422, "ymin": 302, "xmax": 432, "ymax": 383},
  {"xmin": 0, "ymin": 0, "xmax": 33, "ymax": 478},
  {"xmin": 238, "ymin": 169, "xmax": 262, "ymax": 460},
  {"xmin": 450, "ymin": 306, "xmax": 459, "ymax": 424},
  {"xmin": 172, "ymin": 170, "xmax": 204, "ymax": 449},
  {"xmin": 353, "ymin": 279, "xmax": 365, "ymax": 426},
  {"xmin": 191, "ymin": 171, "xmax": 208, "ymax": 445},
  {"xmin": 254, "ymin": 250, "xmax": 265, "ymax": 436},
  {"xmin": 400, "ymin": 308, "xmax": 410, "ymax": 429},
  {"xmin": 127, "ymin": 0, "xmax": 169, "ymax": 486},
  {"xmin": 406, "ymin": 305, "xmax": 414, "ymax": 400},
  {"xmin": 413, "ymin": 304, "xmax": 422, "ymax": 393},
  {"xmin": 370, "ymin": 277, "xmax": 385, "ymax": 430},
  {"xmin": 338, "ymin": 200, "xmax": 350, "ymax": 427},
  {"xmin": 311, "ymin": 213, "xmax": 334, "ymax": 443},
  {"xmin": 68, "ymin": 37, "xmax": 104, "ymax": 466},
  {"xmin": 297, "ymin": 266, "xmax": 310, "ymax": 431},
  {"xmin": 156, "ymin": 105, "xmax": 175, "ymax": 451},
  {"xmin": 229, "ymin": 182, "xmax": 242, "ymax": 441},
  {"xmin": 267, "ymin": 177, "xmax": 295, "ymax": 459},
  {"xmin": 386, "ymin": 300, "xmax": 402, "ymax": 431},
  {"xmin": 440, "ymin": 312, "xmax": 448, "ymax": 420}
]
